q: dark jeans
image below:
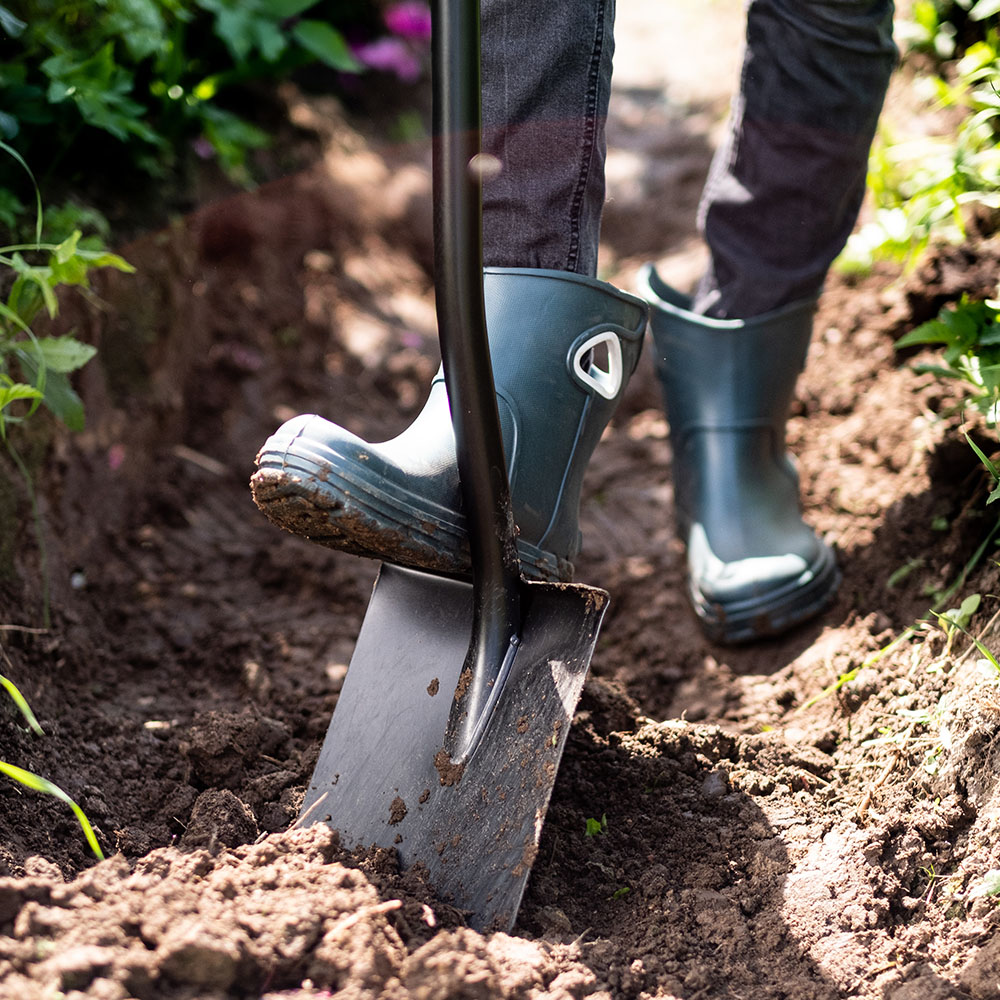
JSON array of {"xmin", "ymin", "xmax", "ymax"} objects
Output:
[{"xmin": 480, "ymin": 0, "xmax": 897, "ymax": 318}]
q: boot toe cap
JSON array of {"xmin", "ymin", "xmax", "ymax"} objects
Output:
[
  {"xmin": 251, "ymin": 413, "xmax": 469, "ymax": 569},
  {"xmin": 687, "ymin": 524, "xmax": 840, "ymax": 643},
  {"xmin": 256, "ymin": 413, "xmax": 372, "ymax": 475}
]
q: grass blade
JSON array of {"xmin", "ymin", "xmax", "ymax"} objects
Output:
[
  {"xmin": 0, "ymin": 760, "xmax": 104, "ymax": 859},
  {"xmin": 0, "ymin": 672, "xmax": 43, "ymax": 735},
  {"xmin": 0, "ymin": 139, "xmax": 42, "ymax": 245},
  {"xmin": 965, "ymin": 430, "xmax": 1000, "ymax": 482}
]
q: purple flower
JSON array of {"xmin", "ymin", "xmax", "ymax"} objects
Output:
[
  {"xmin": 191, "ymin": 136, "xmax": 215, "ymax": 160},
  {"xmin": 353, "ymin": 36, "xmax": 422, "ymax": 82},
  {"xmin": 385, "ymin": 2, "xmax": 431, "ymax": 41}
]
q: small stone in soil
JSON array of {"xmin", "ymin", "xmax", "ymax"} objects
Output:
[{"xmin": 701, "ymin": 770, "xmax": 729, "ymax": 801}]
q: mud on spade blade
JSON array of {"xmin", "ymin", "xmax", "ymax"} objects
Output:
[{"xmin": 299, "ymin": 565, "xmax": 607, "ymax": 931}]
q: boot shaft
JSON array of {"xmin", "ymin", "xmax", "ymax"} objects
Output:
[
  {"xmin": 483, "ymin": 268, "xmax": 648, "ymax": 558},
  {"xmin": 639, "ymin": 264, "xmax": 819, "ymax": 563},
  {"xmin": 641, "ymin": 268, "xmax": 814, "ymax": 437}
]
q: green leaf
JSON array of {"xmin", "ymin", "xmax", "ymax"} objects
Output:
[
  {"xmin": 213, "ymin": 7, "xmax": 258, "ymax": 62},
  {"xmin": 0, "ymin": 672, "xmax": 43, "ymax": 735},
  {"xmin": 933, "ymin": 596, "xmax": 1000, "ymax": 671},
  {"xmin": 40, "ymin": 372, "xmax": 85, "ymax": 430},
  {"xmin": 10, "ymin": 254, "xmax": 58, "ymax": 319},
  {"xmin": 887, "ymin": 558, "xmax": 924, "ymax": 588},
  {"xmin": 252, "ymin": 19, "xmax": 287, "ymax": 62},
  {"xmin": 0, "ymin": 760, "xmax": 104, "ymax": 859},
  {"xmin": 291, "ymin": 20, "xmax": 362, "ymax": 72},
  {"xmin": 942, "ymin": 306, "xmax": 981, "ymax": 344},
  {"xmin": 0, "ymin": 5, "xmax": 26, "ymax": 38},
  {"xmin": 261, "ymin": 0, "xmax": 319, "ymax": 16},
  {"xmin": 938, "ymin": 593, "xmax": 981, "ymax": 633},
  {"xmin": 14, "ymin": 351, "xmax": 85, "ymax": 430},
  {"xmin": 72, "ymin": 249, "xmax": 134, "ymax": 274},
  {"xmin": 959, "ymin": 593, "xmax": 982, "ymax": 623},
  {"xmin": 31, "ymin": 337, "xmax": 97, "ymax": 374},
  {"xmin": 54, "ymin": 230, "xmax": 80, "ymax": 265},
  {"xmin": 971, "ymin": 869, "xmax": 1000, "ymax": 898},
  {"xmin": 103, "ymin": 0, "xmax": 169, "ymax": 61},
  {"xmin": 40, "ymin": 44, "xmax": 160, "ymax": 147},
  {"xmin": 896, "ymin": 320, "xmax": 954, "ymax": 348},
  {"xmin": 0, "ymin": 382, "xmax": 42, "ymax": 414},
  {"xmin": 198, "ymin": 104, "xmax": 269, "ymax": 172},
  {"xmin": 966, "ymin": 430, "xmax": 1000, "ymax": 483},
  {"xmin": 48, "ymin": 253, "xmax": 90, "ymax": 288},
  {"xmin": 910, "ymin": 363, "xmax": 963, "ymax": 381},
  {"xmin": 0, "ymin": 188, "xmax": 23, "ymax": 232},
  {"xmin": 0, "ymin": 300, "xmax": 34, "ymax": 337}
]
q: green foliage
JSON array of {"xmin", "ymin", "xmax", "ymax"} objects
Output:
[
  {"xmin": 0, "ymin": 145, "xmax": 132, "ymax": 628},
  {"xmin": 0, "ymin": 144, "xmax": 133, "ymax": 436},
  {"xmin": 929, "ymin": 591, "xmax": 1000, "ymax": 682},
  {"xmin": 936, "ymin": 591, "xmax": 983, "ymax": 636},
  {"xmin": 0, "ymin": 0, "xmax": 373, "ymax": 197},
  {"xmin": 838, "ymin": 29, "xmax": 1000, "ymax": 273},
  {"xmin": 0, "ymin": 666, "xmax": 104, "ymax": 858},
  {"xmin": 814, "ymin": 283, "xmax": 1000, "ymax": 707},
  {"xmin": 892, "ymin": 291, "xmax": 1000, "ymax": 676},
  {"xmin": 896, "ymin": 294, "xmax": 1000, "ymax": 423},
  {"xmin": 965, "ymin": 428, "xmax": 1000, "ymax": 502},
  {"xmin": 584, "ymin": 814, "xmax": 608, "ymax": 837},
  {"xmin": 900, "ymin": 0, "xmax": 1000, "ymax": 60},
  {"xmin": 971, "ymin": 869, "xmax": 1000, "ymax": 898},
  {"xmin": 0, "ymin": 230, "xmax": 132, "ymax": 434}
]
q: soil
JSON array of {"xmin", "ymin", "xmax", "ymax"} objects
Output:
[{"xmin": 4, "ymin": 7, "xmax": 1000, "ymax": 999}]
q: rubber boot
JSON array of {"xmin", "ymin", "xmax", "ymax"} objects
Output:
[
  {"xmin": 252, "ymin": 267, "xmax": 648, "ymax": 581},
  {"xmin": 638, "ymin": 264, "xmax": 840, "ymax": 643}
]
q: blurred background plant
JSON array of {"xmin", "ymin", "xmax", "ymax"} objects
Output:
[
  {"xmin": 837, "ymin": 0, "xmax": 1000, "ymax": 273},
  {"xmin": 0, "ymin": 141, "xmax": 133, "ymax": 623},
  {"xmin": 0, "ymin": 143, "xmax": 132, "ymax": 437},
  {"xmin": 0, "ymin": 0, "xmax": 431, "ymax": 240}
]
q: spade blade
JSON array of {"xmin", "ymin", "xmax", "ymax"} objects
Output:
[{"xmin": 300, "ymin": 563, "xmax": 608, "ymax": 931}]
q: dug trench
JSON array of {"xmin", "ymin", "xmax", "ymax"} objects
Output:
[{"xmin": 3, "ymin": 90, "xmax": 1000, "ymax": 1000}]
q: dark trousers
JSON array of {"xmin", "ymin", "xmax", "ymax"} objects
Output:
[{"xmin": 480, "ymin": 0, "xmax": 897, "ymax": 317}]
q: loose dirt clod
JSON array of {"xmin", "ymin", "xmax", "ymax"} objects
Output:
[
  {"xmin": 433, "ymin": 750, "xmax": 466, "ymax": 787},
  {"xmin": 390, "ymin": 796, "xmax": 408, "ymax": 825}
]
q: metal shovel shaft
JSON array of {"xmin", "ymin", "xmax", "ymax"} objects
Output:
[{"xmin": 431, "ymin": 0, "xmax": 522, "ymax": 763}]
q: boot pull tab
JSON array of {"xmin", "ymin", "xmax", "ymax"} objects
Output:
[{"xmin": 571, "ymin": 331, "xmax": 623, "ymax": 400}]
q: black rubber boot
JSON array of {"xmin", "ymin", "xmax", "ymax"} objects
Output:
[
  {"xmin": 638, "ymin": 264, "xmax": 840, "ymax": 643},
  {"xmin": 252, "ymin": 267, "xmax": 648, "ymax": 580}
]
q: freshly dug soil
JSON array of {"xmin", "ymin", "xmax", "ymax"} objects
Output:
[{"xmin": 3, "ymin": 47, "xmax": 1000, "ymax": 1000}]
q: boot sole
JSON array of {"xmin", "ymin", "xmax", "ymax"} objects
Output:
[
  {"xmin": 688, "ymin": 543, "xmax": 841, "ymax": 644},
  {"xmin": 251, "ymin": 435, "xmax": 572, "ymax": 583}
]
